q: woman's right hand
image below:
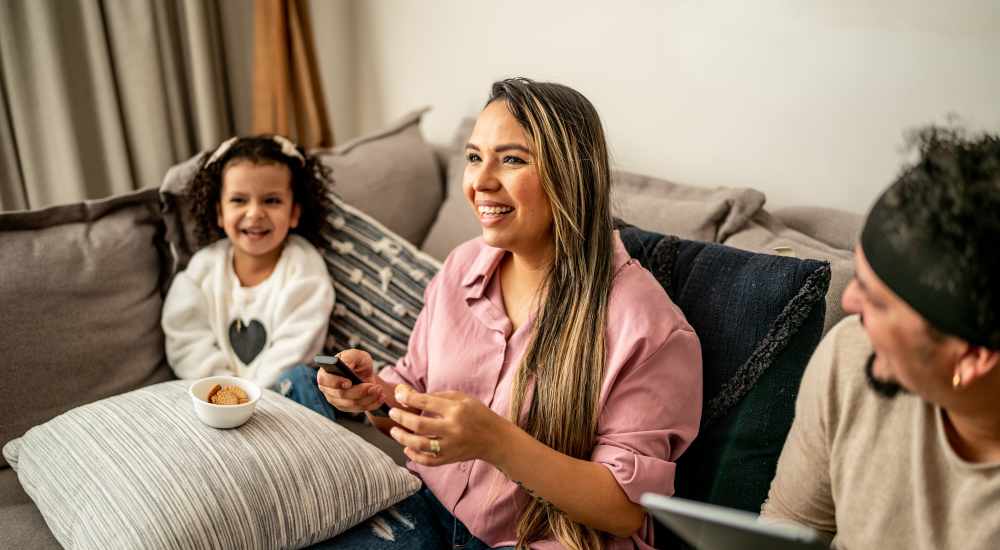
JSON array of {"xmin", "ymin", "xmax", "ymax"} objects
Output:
[{"xmin": 316, "ymin": 349, "xmax": 388, "ymax": 413}]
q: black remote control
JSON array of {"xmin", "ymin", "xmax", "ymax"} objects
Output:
[{"xmin": 313, "ymin": 355, "xmax": 390, "ymax": 416}]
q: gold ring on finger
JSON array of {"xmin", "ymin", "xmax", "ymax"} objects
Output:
[{"xmin": 429, "ymin": 439, "xmax": 441, "ymax": 456}]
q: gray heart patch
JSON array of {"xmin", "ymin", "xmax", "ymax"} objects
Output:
[{"xmin": 229, "ymin": 319, "xmax": 267, "ymax": 365}]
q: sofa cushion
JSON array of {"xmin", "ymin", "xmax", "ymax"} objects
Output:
[
  {"xmin": 420, "ymin": 151, "xmax": 480, "ymax": 260},
  {"xmin": 3, "ymin": 381, "xmax": 421, "ymax": 550},
  {"xmin": 320, "ymin": 194, "xmax": 442, "ymax": 370},
  {"xmin": 0, "ymin": 188, "xmax": 174, "ymax": 467},
  {"xmin": 420, "ymin": 117, "xmax": 478, "ymax": 260},
  {"xmin": 316, "ymin": 107, "xmax": 443, "ymax": 248},
  {"xmin": 420, "ymin": 116, "xmax": 768, "ymax": 260},
  {"xmin": 161, "ymin": 108, "xmax": 443, "ymax": 271},
  {"xmin": 0, "ymin": 469, "xmax": 60, "ymax": 550},
  {"xmin": 771, "ymin": 206, "xmax": 863, "ymax": 252},
  {"xmin": 618, "ymin": 224, "xmax": 829, "ymax": 544},
  {"xmin": 723, "ymin": 210, "xmax": 855, "ymax": 333},
  {"xmin": 613, "ymin": 171, "xmax": 766, "ymax": 243}
]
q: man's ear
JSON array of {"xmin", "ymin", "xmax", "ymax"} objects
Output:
[{"xmin": 956, "ymin": 346, "xmax": 1000, "ymax": 388}]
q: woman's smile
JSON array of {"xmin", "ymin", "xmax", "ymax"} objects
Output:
[{"xmin": 476, "ymin": 200, "xmax": 515, "ymax": 225}]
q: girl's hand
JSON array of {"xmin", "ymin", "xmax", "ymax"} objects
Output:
[
  {"xmin": 387, "ymin": 385, "xmax": 510, "ymax": 466},
  {"xmin": 316, "ymin": 349, "xmax": 387, "ymax": 413}
]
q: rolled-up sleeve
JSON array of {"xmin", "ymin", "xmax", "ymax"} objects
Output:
[{"xmin": 591, "ymin": 328, "xmax": 702, "ymax": 503}]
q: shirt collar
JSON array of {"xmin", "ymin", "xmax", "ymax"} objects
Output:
[
  {"xmin": 461, "ymin": 241, "xmax": 507, "ymax": 300},
  {"xmin": 460, "ymin": 231, "xmax": 631, "ymax": 299}
]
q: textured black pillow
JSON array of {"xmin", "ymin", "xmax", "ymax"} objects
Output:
[{"xmin": 617, "ymin": 224, "xmax": 829, "ymax": 548}]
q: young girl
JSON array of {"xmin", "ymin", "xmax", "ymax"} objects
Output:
[{"xmin": 162, "ymin": 135, "xmax": 338, "ymax": 419}]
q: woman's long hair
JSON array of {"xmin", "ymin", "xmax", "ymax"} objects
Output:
[{"xmin": 490, "ymin": 78, "xmax": 615, "ymax": 550}]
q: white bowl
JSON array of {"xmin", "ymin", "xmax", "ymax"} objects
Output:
[{"xmin": 189, "ymin": 376, "xmax": 262, "ymax": 429}]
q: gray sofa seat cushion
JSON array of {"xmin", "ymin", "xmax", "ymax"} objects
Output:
[
  {"xmin": 0, "ymin": 188, "xmax": 174, "ymax": 467},
  {"xmin": 0, "ymin": 469, "xmax": 60, "ymax": 550}
]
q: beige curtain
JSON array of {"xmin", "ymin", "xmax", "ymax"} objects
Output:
[
  {"xmin": 252, "ymin": 0, "xmax": 332, "ymax": 148},
  {"xmin": 0, "ymin": 0, "xmax": 235, "ymax": 211}
]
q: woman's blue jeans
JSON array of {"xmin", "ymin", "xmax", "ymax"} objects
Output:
[
  {"xmin": 275, "ymin": 366, "xmax": 513, "ymax": 549},
  {"xmin": 307, "ymin": 486, "xmax": 514, "ymax": 549}
]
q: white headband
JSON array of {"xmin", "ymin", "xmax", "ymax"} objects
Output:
[{"xmin": 205, "ymin": 135, "xmax": 305, "ymax": 167}]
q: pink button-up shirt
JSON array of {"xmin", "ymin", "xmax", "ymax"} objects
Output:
[{"xmin": 379, "ymin": 232, "xmax": 702, "ymax": 549}]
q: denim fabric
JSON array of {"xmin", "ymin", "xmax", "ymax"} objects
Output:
[
  {"xmin": 308, "ymin": 486, "xmax": 514, "ymax": 550},
  {"xmin": 272, "ymin": 364, "xmax": 339, "ymax": 422}
]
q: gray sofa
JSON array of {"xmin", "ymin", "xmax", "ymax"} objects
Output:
[{"xmin": 0, "ymin": 109, "xmax": 861, "ymax": 549}]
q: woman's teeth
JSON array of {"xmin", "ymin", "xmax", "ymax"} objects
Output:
[{"xmin": 478, "ymin": 205, "xmax": 513, "ymax": 216}]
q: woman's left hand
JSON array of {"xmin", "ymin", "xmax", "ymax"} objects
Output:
[{"xmin": 387, "ymin": 385, "xmax": 508, "ymax": 467}]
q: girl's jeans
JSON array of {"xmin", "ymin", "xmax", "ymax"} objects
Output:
[{"xmin": 273, "ymin": 364, "xmax": 340, "ymax": 422}]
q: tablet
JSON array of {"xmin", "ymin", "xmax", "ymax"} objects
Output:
[{"xmin": 640, "ymin": 493, "xmax": 828, "ymax": 550}]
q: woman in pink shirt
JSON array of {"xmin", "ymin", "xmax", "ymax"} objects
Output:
[{"xmin": 315, "ymin": 78, "xmax": 702, "ymax": 550}]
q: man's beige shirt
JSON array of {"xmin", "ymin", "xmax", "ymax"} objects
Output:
[{"xmin": 762, "ymin": 316, "xmax": 1000, "ymax": 549}]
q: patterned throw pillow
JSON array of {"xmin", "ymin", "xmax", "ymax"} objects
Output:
[
  {"xmin": 3, "ymin": 381, "xmax": 421, "ymax": 550},
  {"xmin": 321, "ymin": 195, "xmax": 442, "ymax": 369}
]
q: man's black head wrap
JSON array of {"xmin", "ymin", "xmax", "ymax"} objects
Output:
[{"xmin": 860, "ymin": 126, "xmax": 1000, "ymax": 350}]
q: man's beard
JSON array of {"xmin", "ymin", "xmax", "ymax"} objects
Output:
[{"xmin": 864, "ymin": 353, "xmax": 907, "ymax": 399}]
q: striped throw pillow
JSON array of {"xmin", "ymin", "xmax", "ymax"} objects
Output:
[
  {"xmin": 3, "ymin": 381, "xmax": 421, "ymax": 550},
  {"xmin": 321, "ymin": 195, "xmax": 443, "ymax": 370}
]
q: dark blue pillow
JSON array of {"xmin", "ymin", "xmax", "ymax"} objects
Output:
[{"xmin": 617, "ymin": 224, "xmax": 830, "ymax": 548}]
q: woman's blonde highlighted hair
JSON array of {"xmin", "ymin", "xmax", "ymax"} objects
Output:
[{"xmin": 489, "ymin": 78, "xmax": 615, "ymax": 550}]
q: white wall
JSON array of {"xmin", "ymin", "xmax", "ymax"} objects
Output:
[
  {"xmin": 308, "ymin": 0, "xmax": 358, "ymax": 142},
  {"xmin": 334, "ymin": 0, "xmax": 1000, "ymax": 213}
]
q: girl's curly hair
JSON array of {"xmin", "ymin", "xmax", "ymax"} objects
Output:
[{"xmin": 187, "ymin": 135, "xmax": 334, "ymax": 249}]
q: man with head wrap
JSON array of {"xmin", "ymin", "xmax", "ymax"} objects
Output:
[{"xmin": 761, "ymin": 126, "xmax": 1000, "ymax": 549}]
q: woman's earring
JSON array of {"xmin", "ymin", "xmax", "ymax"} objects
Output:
[{"xmin": 952, "ymin": 369, "xmax": 962, "ymax": 389}]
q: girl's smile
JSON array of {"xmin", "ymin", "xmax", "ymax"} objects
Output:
[{"xmin": 216, "ymin": 161, "xmax": 300, "ymax": 278}]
